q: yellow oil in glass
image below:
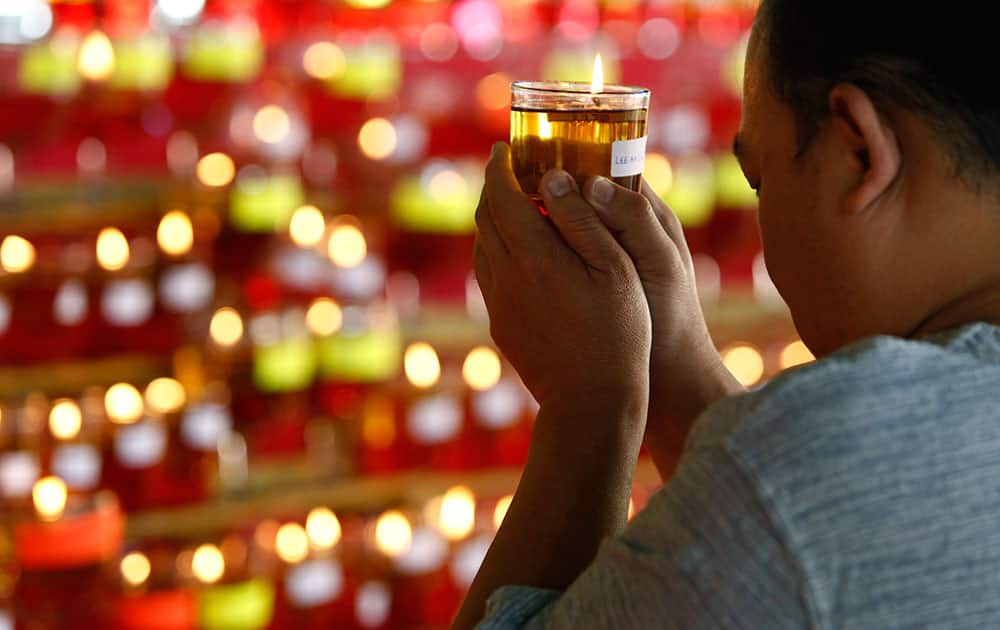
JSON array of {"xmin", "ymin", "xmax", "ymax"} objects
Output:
[{"xmin": 510, "ymin": 107, "xmax": 647, "ymax": 198}]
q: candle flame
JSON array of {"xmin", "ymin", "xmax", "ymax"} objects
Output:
[{"xmin": 590, "ymin": 53, "xmax": 604, "ymax": 93}]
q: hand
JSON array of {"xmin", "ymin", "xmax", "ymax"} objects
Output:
[
  {"xmin": 473, "ymin": 144, "xmax": 651, "ymax": 414},
  {"xmin": 581, "ymin": 176, "xmax": 744, "ymax": 477}
]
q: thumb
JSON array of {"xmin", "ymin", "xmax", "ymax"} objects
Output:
[
  {"xmin": 583, "ymin": 176, "xmax": 682, "ymax": 283},
  {"xmin": 539, "ymin": 169, "xmax": 624, "ymax": 271}
]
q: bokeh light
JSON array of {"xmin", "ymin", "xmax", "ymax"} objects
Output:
[
  {"xmin": 346, "ymin": 0, "xmax": 391, "ymax": 8},
  {"xmin": 306, "ymin": 507, "xmax": 342, "ymax": 550},
  {"xmin": 493, "ymin": 494, "xmax": 512, "ymax": 530},
  {"xmin": 419, "ymin": 24, "xmax": 459, "ymax": 62},
  {"xmin": 253, "ymin": 105, "xmax": 291, "ymax": 144},
  {"xmin": 105, "ymin": 383, "xmax": 144, "ymax": 424},
  {"xmin": 427, "ymin": 168, "xmax": 468, "ymax": 204},
  {"xmin": 780, "ymin": 341, "xmax": 815, "ymax": 370},
  {"xmin": 192, "ymin": 544, "xmax": 225, "ymax": 584},
  {"xmin": 1, "ymin": 235, "xmax": 36, "ymax": 273},
  {"xmin": 327, "ymin": 222, "xmax": 367, "ymax": 268},
  {"xmin": 32, "ymin": 476, "xmax": 67, "ymax": 521},
  {"xmin": 288, "ymin": 205, "xmax": 325, "ymax": 247},
  {"xmin": 439, "ymin": 485, "xmax": 476, "ymax": 541},
  {"xmin": 643, "ymin": 153, "xmax": 674, "ymax": 196},
  {"xmin": 276, "ymin": 522, "xmax": 310, "ymax": 563},
  {"xmin": 722, "ymin": 343, "xmax": 765, "ymax": 387},
  {"xmin": 306, "ymin": 298, "xmax": 343, "ymax": 337},
  {"xmin": 155, "ymin": 0, "xmax": 206, "ymax": 25},
  {"xmin": 196, "ymin": 152, "xmax": 236, "ymax": 188},
  {"xmin": 374, "ymin": 510, "xmax": 412, "ymax": 557},
  {"xmin": 210, "ymin": 307, "xmax": 243, "ymax": 347},
  {"xmin": 637, "ymin": 18, "xmax": 681, "ymax": 60},
  {"xmin": 254, "ymin": 519, "xmax": 280, "ymax": 552},
  {"xmin": 78, "ymin": 30, "xmax": 115, "ymax": 81},
  {"xmin": 96, "ymin": 227, "xmax": 130, "ymax": 271},
  {"xmin": 475, "ymin": 72, "xmax": 511, "ymax": 111},
  {"xmin": 355, "ymin": 581, "xmax": 392, "ymax": 628},
  {"xmin": 77, "ymin": 137, "xmax": 106, "ymax": 175},
  {"xmin": 462, "ymin": 346, "xmax": 502, "ymax": 391},
  {"xmin": 303, "ymin": 42, "xmax": 346, "ymax": 80},
  {"xmin": 144, "ymin": 377, "xmax": 186, "ymax": 414},
  {"xmin": 404, "ymin": 342, "xmax": 441, "ymax": 389},
  {"xmin": 120, "ymin": 552, "xmax": 151, "ymax": 587},
  {"xmin": 49, "ymin": 399, "xmax": 82, "ymax": 440},
  {"xmin": 157, "ymin": 210, "xmax": 194, "ymax": 256},
  {"xmin": 358, "ymin": 118, "xmax": 397, "ymax": 160},
  {"xmin": 0, "ymin": 0, "xmax": 53, "ymax": 44}
]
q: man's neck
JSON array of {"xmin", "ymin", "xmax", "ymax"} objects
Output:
[{"xmin": 909, "ymin": 280, "xmax": 1000, "ymax": 340}]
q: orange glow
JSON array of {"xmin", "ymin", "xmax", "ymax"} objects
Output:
[
  {"xmin": 358, "ymin": 118, "xmax": 397, "ymax": 160},
  {"xmin": 462, "ymin": 346, "xmax": 502, "ymax": 391},
  {"xmin": 306, "ymin": 507, "xmax": 342, "ymax": 550},
  {"xmin": 404, "ymin": 342, "xmax": 440, "ymax": 389},
  {"xmin": 303, "ymin": 42, "xmax": 346, "ymax": 80},
  {"xmin": 49, "ymin": 399, "xmax": 82, "ymax": 440},
  {"xmin": 33, "ymin": 476, "xmax": 68, "ymax": 521},
  {"xmin": 476, "ymin": 72, "xmax": 512, "ymax": 111},
  {"xmin": 96, "ymin": 227, "xmax": 130, "ymax": 271},
  {"xmin": 105, "ymin": 383, "xmax": 144, "ymax": 424},
  {"xmin": 276, "ymin": 522, "xmax": 309, "ymax": 563},
  {"xmin": 1, "ymin": 235, "xmax": 36, "ymax": 273},
  {"xmin": 253, "ymin": 105, "xmax": 291, "ymax": 144},
  {"xmin": 780, "ymin": 340, "xmax": 815, "ymax": 370},
  {"xmin": 196, "ymin": 153, "xmax": 235, "ymax": 188},
  {"xmin": 722, "ymin": 343, "xmax": 765, "ymax": 387},
  {"xmin": 493, "ymin": 494, "xmax": 512, "ymax": 530},
  {"xmin": 157, "ymin": 210, "xmax": 195, "ymax": 256},
  {"xmin": 78, "ymin": 30, "xmax": 115, "ymax": 81},
  {"xmin": 374, "ymin": 510, "xmax": 412, "ymax": 557},
  {"xmin": 192, "ymin": 544, "xmax": 225, "ymax": 584}
]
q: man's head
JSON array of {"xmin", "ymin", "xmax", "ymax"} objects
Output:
[{"xmin": 736, "ymin": 1, "xmax": 1000, "ymax": 355}]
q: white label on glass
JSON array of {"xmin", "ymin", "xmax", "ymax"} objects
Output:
[{"xmin": 610, "ymin": 136, "xmax": 647, "ymax": 178}]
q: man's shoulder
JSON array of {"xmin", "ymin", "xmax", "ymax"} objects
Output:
[{"xmin": 688, "ymin": 325, "xmax": 1000, "ymax": 458}]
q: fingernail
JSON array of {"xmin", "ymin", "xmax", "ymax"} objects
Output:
[
  {"xmin": 546, "ymin": 171, "xmax": 573, "ymax": 197},
  {"xmin": 490, "ymin": 143, "xmax": 504, "ymax": 160},
  {"xmin": 590, "ymin": 177, "xmax": 614, "ymax": 205}
]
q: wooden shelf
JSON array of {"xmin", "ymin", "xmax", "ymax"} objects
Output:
[{"xmin": 124, "ymin": 459, "xmax": 662, "ymax": 541}]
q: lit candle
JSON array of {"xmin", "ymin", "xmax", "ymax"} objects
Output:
[{"xmin": 510, "ymin": 55, "xmax": 650, "ymax": 198}]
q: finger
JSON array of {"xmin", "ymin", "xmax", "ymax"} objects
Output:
[
  {"xmin": 583, "ymin": 176, "xmax": 685, "ymax": 280},
  {"xmin": 474, "ymin": 184, "xmax": 507, "ymax": 258},
  {"xmin": 473, "ymin": 237, "xmax": 493, "ymax": 300},
  {"xmin": 485, "ymin": 143, "xmax": 552, "ymax": 252},
  {"xmin": 539, "ymin": 169, "xmax": 625, "ymax": 272}
]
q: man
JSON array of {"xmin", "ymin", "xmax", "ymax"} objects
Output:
[{"xmin": 454, "ymin": 1, "xmax": 1000, "ymax": 628}]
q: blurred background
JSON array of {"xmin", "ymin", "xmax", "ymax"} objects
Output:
[{"xmin": 0, "ymin": 0, "xmax": 810, "ymax": 628}]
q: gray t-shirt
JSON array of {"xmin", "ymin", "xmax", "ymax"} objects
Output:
[{"xmin": 480, "ymin": 322, "xmax": 1000, "ymax": 629}]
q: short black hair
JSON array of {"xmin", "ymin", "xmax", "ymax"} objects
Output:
[{"xmin": 757, "ymin": 1, "xmax": 1000, "ymax": 185}]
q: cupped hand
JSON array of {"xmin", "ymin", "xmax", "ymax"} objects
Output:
[
  {"xmin": 581, "ymin": 176, "xmax": 744, "ymax": 476},
  {"xmin": 473, "ymin": 144, "xmax": 651, "ymax": 413}
]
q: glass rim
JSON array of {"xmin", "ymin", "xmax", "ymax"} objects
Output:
[{"xmin": 511, "ymin": 80, "xmax": 650, "ymax": 96}]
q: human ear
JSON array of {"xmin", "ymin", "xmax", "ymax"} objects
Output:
[{"xmin": 827, "ymin": 83, "xmax": 901, "ymax": 214}]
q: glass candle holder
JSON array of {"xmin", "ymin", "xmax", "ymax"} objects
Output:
[{"xmin": 510, "ymin": 81, "xmax": 650, "ymax": 198}]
